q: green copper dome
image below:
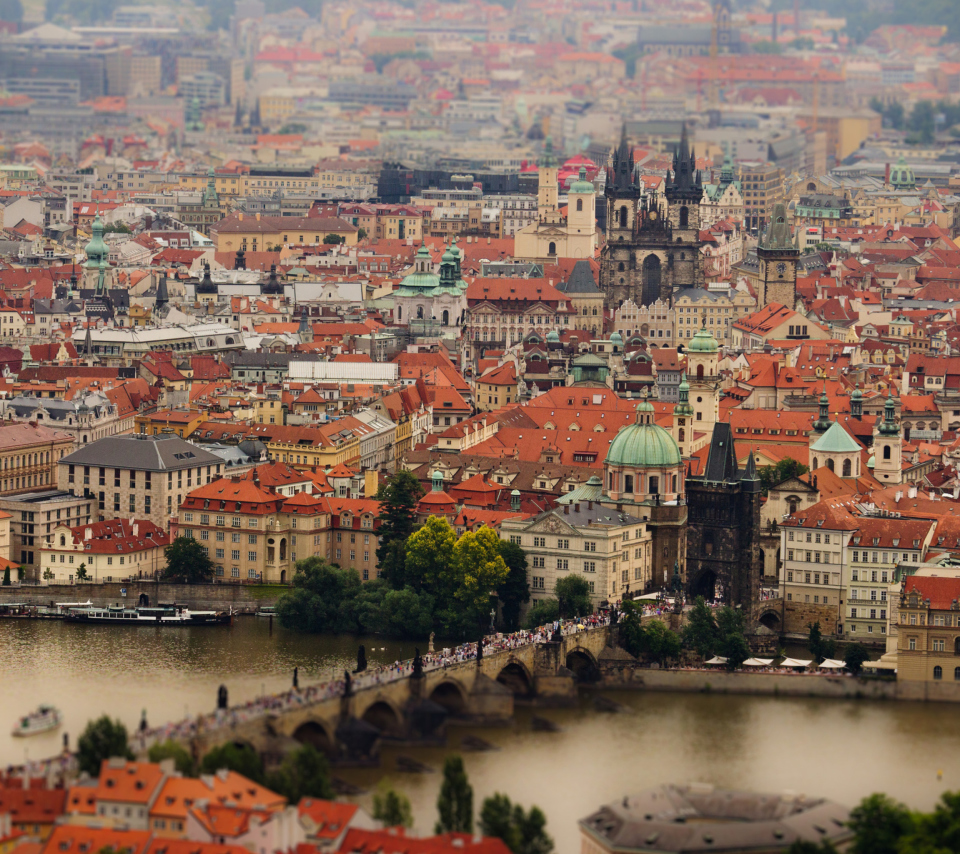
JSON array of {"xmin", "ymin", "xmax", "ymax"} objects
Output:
[
  {"xmin": 809, "ymin": 421, "xmax": 860, "ymax": 454},
  {"xmin": 569, "ymin": 166, "xmax": 595, "ymax": 194},
  {"xmin": 84, "ymin": 213, "xmax": 108, "ymax": 269},
  {"xmin": 889, "ymin": 156, "xmax": 916, "ymax": 191},
  {"xmin": 605, "ymin": 402, "xmax": 682, "ymax": 468},
  {"xmin": 610, "ymin": 331, "xmax": 623, "ymax": 345},
  {"xmin": 851, "ymin": 384, "xmax": 862, "ymax": 401},
  {"xmin": 688, "ymin": 322, "xmax": 719, "ymax": 353},
  {"xmin": 546, "ymin": 329, "xmax": 560, "ymax": 343}
]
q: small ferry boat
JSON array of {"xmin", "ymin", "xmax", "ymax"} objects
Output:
[
  {"xmin": 12, "ymin": 705, "xmax": 62, "ymax": 737},
  {"xmin": 64, "ymin": 603, "xmax": 232, "ymax": 626},
  {"xmin": 255, "ymin": 605, "xmax": 277, "ymax": 618}
]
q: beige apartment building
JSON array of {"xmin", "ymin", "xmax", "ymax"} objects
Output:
[
  {"xmin": 40, "ymin": 518, "xmax": 169, "ymax": 583},
  {"xmin": 500, "ymin": 500, "xmax": 652, "ymax": 612},
  {"xmin": 0, "ymin": 423, "xmax": 75, "ymax": 496},
  {"xmin": 58, "ymin": 435, "xmax": 225, "ymax": 530}
]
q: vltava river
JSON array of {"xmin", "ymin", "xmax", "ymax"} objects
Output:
[{"xmin": 2, "ymin": 618, "xmax": 958, "ymax": 854}]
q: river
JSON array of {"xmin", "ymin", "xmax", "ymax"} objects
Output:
[{"xmin": 2, "ymin": 618, "xmax": 958, "ymax": 854}]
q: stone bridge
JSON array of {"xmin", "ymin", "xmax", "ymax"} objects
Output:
[{"xmin": 185, "ymin": 626, "xmax": 616, "ymax": 766}]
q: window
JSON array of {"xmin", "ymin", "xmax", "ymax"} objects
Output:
[
  {"xmin": 557, "ymin": 539, "xmax": 569, "ymax": 550},
  {"xmin": 534, "ymin": 537, "xmax": 545, "ymax": 548},
  {"xmin": 556, "ymin": 559, "xmax": 568, "ymax": 570},
  {"xmin": 532, "ymin": 556, "xmax": 545, "ymax": 568},
  {"xmin": 585, "ymin": 541, "xmax": 596, "ymax": 552},
  {"xmin": 215, "ymin": 548, "xmax": 224, "ymax": 559},
  {"xmin": 584, "ymin": 561, "xmax": 596, "ymax": 573},
  {"xmin": 532, "ymin": 576, "xmax": 545, "ymax": 590},
  {"xmin": 934, "ymin": 666, "xmax": 943, "ymax": 680},
  {"xmin": 933, "ymin": 639, "xmax": 945, "ymax": 652}
]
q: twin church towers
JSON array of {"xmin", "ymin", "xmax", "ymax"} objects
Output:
[{"xmin": 598, "ymin": 125, "xmax": 798, "ymax": 311}]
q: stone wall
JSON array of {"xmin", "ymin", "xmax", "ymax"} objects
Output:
[
  {"xmin": 783, "ymin": 598, "xmax": 839, "ymax": 635},
  {"xmin": 0, "ymin": 581, "xmax": 287, "ymax": 611}
]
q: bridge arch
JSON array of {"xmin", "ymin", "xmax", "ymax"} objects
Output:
[
  {"xmin": 496, "ymin": 660, "xmax": 534, "ymax": 697},
  {"xmin": 292, "ymin": 719, "xmax": 335, "ymax": 756},
  {"xmin": 429, "ymin": 680, "xmax": 468, "ymax": 715},
  {"xmin": 759, "ymin": 610, "xmax": 781, "ymax": 632},
  {"xmin": 361, "ymin": 700, "xmax": 404, "ymax": 736},
  {"xmin": 566, "ymin": 648, "xmax": 600, "ymax": 683}
]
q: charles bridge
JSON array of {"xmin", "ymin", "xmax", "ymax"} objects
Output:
[{"xmin": 158, "ymin": 626, "xmax": 623, "ymax": 766}]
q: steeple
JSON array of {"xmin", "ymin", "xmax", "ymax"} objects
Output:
[
  {"xmin": 879, "ymin": 391, "xmax": 899, "ymax": 435},
  {"xmin": 261, "ymin": 264, "xmax": 282, "ymax": 295},
  {"xmin": 675, "ymin": 372, "xmax": 694, "ymax": 417},
  {"xmin": 611, "ymin": 123, "xmax": 638, "ymax": 193},
  {"xmin": 665, "ymin": 123, "xmax": 701, "ymax": 198},
  {"xmin": 813, "ymin": 382, "xmax": 831, "ymax": 433},
  {"xmin": 155, "ymin": 273, "xmax": 169, "ymax": 310},
  {"xmin": 759, "ymin": 202, "xmax": 794, "ymax": 251},
  {"xmin": 850, "ymin": 383, "xmax": 863, "ymax": 418},
  {"xmin": 83, "ymin": 323, "xmax": 93, "ymax": 357},
  {"xmin": 742, "ymin": 450, "xmax": 760, "ymax": 493}
]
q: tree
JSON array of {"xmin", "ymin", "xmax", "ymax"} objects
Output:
[
  {"xmin": 275, "ymin": 557, "xmax": 362, "ymax": 634},
  {"xmin": 162, "ymin": 537, "xmax": 214, "ymax": 583},
  {"xmin": 266, "ymin": 744, "xmax": 334, "ymax": 802},
  {"xmin": 77, "ymin": 716, "xmax": 134, "ymax": 777},
  {"xmin": 682, "ymin": 596, "xmax": 717, "ymax": 660},
  {"xmin": 900, "ymin": 791, "xmax": 960, "ymax": 852},
  {"xmin": 16, "ymin": 566, "xmax": 24, "ymax": 582},
  {"xmin": 618, "ymin": 599, "xmax": 646, "ymax": 658},
  {"xmin": 807, "ymin": 621, "xmax": 835, "ymax": 662},
  {"xmin": 480, "ymin": 793, "xmax": 553, "ymax": 854},
  {"xmin": 752, "ymin": 40, "xmax": 783, "ymax": 54},
  {"xmin": 76, "ymin": 563, "xmax": 88, "ymax": 582},
  {"xmin": 103, "ymin": 222, "xmax": 131, "ymax": 234},
  {"xmin": 453, "ymin": 526, "xmax": 509, "ymax": 627},
  {"xmin": 715, "ymin": 606, "xmax": 750, "ymax": 670},
  {"xmin": 844, "ymin": 642, "xmax": 870, "ymax": 674},
  {"xmin": 554, "ymin": 575, "xmax": 592, "ymax": 619},
  {"xmin": 758, "ymin": 458, "xmax": 809, "ymax": 495},
  {"xmin": 278, "ymin": 122, "xmax": 307, "ymax": 135},
  {"xmin": 373, "ymin": 781, "xmax": 413, "ymax": 828},
  {"xmin": 787, "ymin": 842, "xmax": 837, "ymax": 854},
  {"xmin": 435, "ymin": 755, "xmax": 473, "ymax": 834},
  {"xmin": 847, "ymin": 793, "xmax": 912, "ymax": 854},
  {"xmin": 637, "ymin": 620, "xmax": 682, "ymax": 666},
  {"xmin": 43, "ymin": 567, "xmax": 54, "ymax": 582},
  {"xmin": 358, "ymin": 228, "xmax": 368, "ymax": 240},
  {"xmin": 200, "ymin": 742, "xmax": 263, "ymax": 783},
  {"xmin": 497, "ymin": 541, "xmax": 530, "ymax": 631},
  {"xmin": 524, "ymin": 599, "xmax": 559, "ymax": 629},
  {"xmin": 323, "ymin": 234, "xmax": 345, "ymax": 245},
  {"xmin": 148, "ymin": 740, "xmax": 196, "ymax": 776},
  {"xmin": 2, "ymin": 567, "xmax": 9, "ymax": 586},
  {"xmin": 405, "ymin": 516, "xmax": 456, "ymax": 595},
  {"xmin": 376, "ymin": 471, "xmax": 423, "ymax": 587}
]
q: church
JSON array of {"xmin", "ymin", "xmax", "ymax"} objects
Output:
[{"xmin": 600, "ymin": 125, "xmax": 706, "ymax": 309}]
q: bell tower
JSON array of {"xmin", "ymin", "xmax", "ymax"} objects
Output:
[
  {"xmin": 685, "ymin": 318, "xmax": 720, "ymax": 434},
  {"xmin": 757, "ymin": 202, "xmax": 800, "ymax": 309},
  {"xmin": 873, "ymin": 392, "xmax": 903, "ymax": 484}
]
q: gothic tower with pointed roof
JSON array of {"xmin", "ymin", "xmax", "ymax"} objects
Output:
[
  {"xmin": 684, "ymin": 423, "xmax": 763, "ymax": 625},
  {"xmin": 600, "ymin": 124, "xmax": 705, "ymax": 309},
  {"xmin": 757, "ymin": 201, "xmax": 800, "ymax": 309}
]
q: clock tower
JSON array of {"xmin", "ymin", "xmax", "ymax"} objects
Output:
[{"xmin": 756, "ymin": 202, "xmax": 799, "ymax": 309}]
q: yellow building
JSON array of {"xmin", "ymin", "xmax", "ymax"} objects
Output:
[
  {"xmin": 40, "ymin": 519, "xmax": 168, "ymax": 583},
  {"xmin": 796, "ymin": 109, "xmax": 882, "ymax": 163},
  {"xmin": 896, "ymin": 574, "xmax": 960, "ymax": 685},
  {"xmin": 135, "ymin": 409, "xmax": 205, "ymax": 438},
  {"xmin": 210, "ymin": 212, "xmax": 359, "ymax": 252},
  {"xmin": 514, "ymin": 141, "xmax": 600, "ymax": 262},
  {"xmin": 475, "ymin": 362, "xmax": 519, "ymax": 412}
]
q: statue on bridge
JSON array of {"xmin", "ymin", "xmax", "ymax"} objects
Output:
[
  {"xmin": 551, "ymin": 621, "xmax": 563, "ymax": 643},
  {"xmin": 428, "ymin": 632, "xmax": 435, "ymax": 654},
  {"xmin": 476, "ymin": 636, "xmax": 484, "ymax": 665},
  {"xmin": 343, "ymin": 670, "xmax": 352, "ymax": 698},
  {"xmin": 293, "ymin": 667, "xmax": 299, "ymax": 690},
  {"xmin": 412, "ymin": 647, "xmax": 424, "ymax": 679},
  {"xmin": 354, "ymin": 645, "xmax": 367, "ymax": 673},
  {"xmin": 217, "ymin": 684, "xmax": 228, "ymax": 710}
]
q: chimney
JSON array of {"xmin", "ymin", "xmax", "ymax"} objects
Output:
[
  {"xmin": 132, "ymin": 522, "xmax": 139, "ymax": 537},
  {"xmin": 564, "ymin": 505, "xmax": 569, "ymax": 515},
  {"xmin": 255, "ymin": 212, "xmax": 261, "ymax": 221},
  {"xmin": 84, "ymin": 528, "xmax": 92, "ymax": 540},
  {"xmin": 238, "ymin": 212, "xmax": 243, "ymax": 221},
  {"xmin": 885, "ymin": 162, "xmax": 891, "ymax": 185},
  {"xmin": 574, "ymin": 502, "xmax": 580, "ymax": 512}
]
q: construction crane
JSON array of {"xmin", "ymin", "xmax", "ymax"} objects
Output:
[{"xmin": 708, "ymin": 2, "xmax": 719, "ymax": 111}]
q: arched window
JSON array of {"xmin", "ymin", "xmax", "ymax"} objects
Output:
[
  {"xmin": 883, "ymin": 446, "xmax": 891, "ymax": 460},
  {"xmin": 696, "ymin": 364, "xmax": 704, "ymax": 380},
  {"xmin": 679, "ymin": 206, "xmax": 689, "ymax": 227},
  {"xmin": 813, "ymin": 458, "xmax": 819, "ymax": 470},
  {"xmin": 620, "ymin": 205, "xmax": 628, "ymax": 227},
  {"xmin": 618, "ymin": 262, "xmax": 625, "ymax": 272},
  {"xmin": 842, "ymin": 459, "xmax": 852, "ymax": 477},
  {"xmin": 827, "ymin": 459, "xmax": 835, "ymax": 472},
  {"xmin": 548, "ymin": 242, "xmax": 556, "ymax": 255},
  {"xmin": 624, "ymin": 474, "xmax": 634, "ymax": 493},
  {"xmin": 787, "ymin": 497, "xmax": 799, "ymax": 515},
  {"xmin": 649, "ymin": 475, "xmax": 659, "ymax": 495},
  {"xmin": 60, "ymin": 535, "xmax": 65, "ymax": 546},
  {"xmin": 955, "ymin": 667, "xmax": 960, "ymax": 680},
  {"xmin": 416, "ymin": 305, "xmax": 424, "ymax": 319},
  {"xmin": 576, "ymin": 198, "xmax": 583, "ymax": 212},
  {"xmin": 442, "ymin": 309, "xmax": 449, "ymax": 325},
  {"xmin": 678, "ymin": 428, "xmax": 685, "ymax": 442},
  {"xmin": 397, "ymin": 305, "xmax": 402, "ymax": 320},
  {"xmin": 934, "ymin": 666, "xmax": 943, "ymax": 680}
]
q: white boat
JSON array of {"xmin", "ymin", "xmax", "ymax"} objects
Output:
[
  {"xmin": 12, "ymin": 705, "xmax": 62, "ymax": 737},
  {"xmin": 255, "ymin": 605, "xmax": 277, "ymax": 618}
]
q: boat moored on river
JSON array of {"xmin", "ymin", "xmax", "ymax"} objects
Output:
[
  {"xmin": 12, "ymin": 705, "xmax": 62, "ymax": 737},
  {"xmin": 64, "ymin": 604, "xmax": 232, "ymax": 626}
]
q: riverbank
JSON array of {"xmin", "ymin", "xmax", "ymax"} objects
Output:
[{"xmin": 0, "ymin": 580, "xmax": 287, "ymax": 612}]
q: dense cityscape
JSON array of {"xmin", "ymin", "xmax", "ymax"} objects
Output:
[{"xmin": 0, "ymin": 0, "xmax": 959, "ymax": 851}]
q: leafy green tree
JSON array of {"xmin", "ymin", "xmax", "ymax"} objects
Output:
[
  {"xmin": 497, "ymin": 541, "xmax": 530, "ymax": 632},
  {"xmin": 376, "ymin": 471, "xmax": 423, "ymax": 588},
  {"xmin": 103, "ymin": 222, "xmax": 131, "ymax": 234},
  {"xmin": 807, "ymin": 622, "xmax": 836, "ymax": 662},
  {"xmin": 900, "ymin": 791, "xmax": 960, "ymax": 852},
  {"xmin": 524, "ymin": 599, "xmax": 559, "ymax": 629},
  {"xmin": 752, "ymin": 40, "xmax": 783, "ymax": 54},
  {"xmin": 148, "ymin": 740, "xmax": 196, "ymax": 776},
  {"xmin": 162, "ymin": 537, "xmax": 214, "ymax": 583},
  {"xmin": 758, "ymin": 458, "xmax": 809, "ymax": 495},
  {"xmin": 847, "ymin": 793, "xmax": 912, "ymax": 854},
  {"xmin": 2, "ymin": 567, "xmax": 9, "ymax": 586},
  {"xmin": 376, "ymin": 587, "xmax": 436, "ymax": 638},
  {"xmin": 200, "ymin": 742, "xmax": 263, "ymax": 783},
  {"xmin": 77, "ymin": 716, "xmax": 134, "ymax": 776},
  {"xmin": 618, "ymin": 599, "xmax": 645, "ymax": 657},
  {"xmin": 479, "ymin": 793, "xmax": 553, "ymax": 854},
  {"xmin": 682, "ymin": 596, "xmax": 717, "ymax": 659},
  {"xmin": 908, "ymin": 100, "xmax": 937, "ymax": 145},
  {"xmin": 373, "ymin": 781, "xmax": 413, "ymax": 828},
  {"xmin": 43, "ymin": 567, "xmax": 54, "ymax": 582},
  {"xmin": 278, "ymin": 123, "xmax": 307, "ymax": 135},
  {"xmin": 715, "ymin": 606, "xmax": 750, "ymax": 670},
  {"xmin": 638, "ymin": 620, "xmax": 683, "ymax": 666},
  {"xmin": 275, "ymin": 557, "xmax": 362, "ymax": 634},
  {"xmin": 16, "ymin": 566, "xmax": 24, "ymax": 581},
  {"xmin": 76, "ymin": 563, "xmax": 88, "ymax": 582},
  {"xmin": 453, "ymin": 526, "xmax": 509, "ymax": 626},
  {"xmin": 787, "ymin": 841, "xmax": 837, "ymax": 854},
  {"xmin": 554, "ymin": 575, "xmax": 592, "ymax": 619},
  {"xmin": 266, "ymin": 744, "xmax": 334, "ymax": 801},
  {"xmin": 435, "ymin": 755, "xmax": 473, "ymax": 834},
  {"xmin": 844, "ymin": 642, "xmax": 870, "ymax": 674},
  {"xmin": 358, "ymin": 228, "xmax": 368, "ymax": 240},
  {"xmin": 323, "ymin": 234, "xmax": 345, "ymax": 245},
  {"xmin": 405, "ymin": 516, "xmax": 457, "ymax": 595}
]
